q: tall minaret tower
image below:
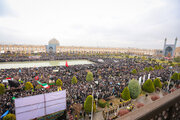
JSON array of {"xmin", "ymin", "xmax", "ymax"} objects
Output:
[
  {"xmin": 163, "ymin": 38, "xmax": 167, "ymax": 56},
  {"xmin": 173, "ymin": 37, "xmax": 178, "ymax": 57}
]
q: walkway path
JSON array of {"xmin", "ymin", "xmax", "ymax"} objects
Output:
[{"xmin": 93, "ymin": 111, "xmax": 104, "ymax": 120}]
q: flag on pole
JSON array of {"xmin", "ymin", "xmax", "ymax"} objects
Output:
[
  {"xmin": 65, "ymin": 61, "xmax": 69, "ymax": 67},
  {"xmin": 37, "ymin": 81, "xmax": 50, "ymax": 89},
  {"xmin": 139, "ymin": 77, "xmax": 142, "ymax": 85}
]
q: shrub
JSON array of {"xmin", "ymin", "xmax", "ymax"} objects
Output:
[
  {"xmin": 171, "ymin": 73, "xmax": 179, "ymax": 81},
  {"xmin": 154, "ymin": 65, "xmax": 159, "ymax": 70},
  {"xmin": 121, "ymin": 87, "xmax": 130, "ymax": 100},
  {"xmin": 151, "ymin": 95, "xmax": 160, "ymax": 101},
  {"xmin": 56, "ymin": 79, "xmax": 63, "ymax": 86},
  {"xmin": 136, "ymin": 103, "xmax": 144, "ymax": 108},
  {"xmin": 143, "ymin": 79, "xmax": 155, "ymax": 93},
  {"xmin": 142, "ymin": 56, "xmax": 146, "ymax": 60},
  {"xmin": 84, "ymin": 95, "xmax": 96, "ymax": 113},
  {"xmin": 153, "ymin": 78, "xmax": 162, "ymax": 88},
  {"xmin": 25, "ymin": 82, "xmax": 33, "ymax": 91},
  {"xmin": 71, "ymin": 76, "xmax": 78, "ymax": 84},
  {"xmin": 174, "ymin": 56, "xmax": 180, "ymax": 62},
  {"xmin": 128, "ymin": 79, "xmax": 141, "ymax": 99},
  {"xmin": 118, "ymin": 109, "xmax": 129, "ymax": 116},
  {"xmin": 3, "ymin": 113, "xmax": 16, "ymax": 120},
  {"xmin": 131, "ymin": 69, "xmax": 137, "ymax": 74},
  {"xmin": 35, "ymin": 85, "xmax": 42, "ymax": 89},
  {"xmin": 149, "ymin": 67, "xmax": 153, "ymax": 71},
  {"xmin": 0, "ymin": 83, "xmax": 5, "ymax": 95},
  {"xmin": 144, "ymin": 67, "xmax": 149, "ymax": 72},
  {"xmin": 86, "ymin": 72, "xmax": 94, "ymax": 82},
  {"xmin": 98, "ymin": 99, "xmax": 107, "ymax": 108},
  {"xmin": 159, "ymin": 65, "xmax": 163, "ymax": 69}
]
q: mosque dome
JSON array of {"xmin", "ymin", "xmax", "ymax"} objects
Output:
[{"xmin": 48, "ymin": 38, "xmax": 60, "ymax": 46}]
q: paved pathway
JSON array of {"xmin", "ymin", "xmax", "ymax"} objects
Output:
[{"xmin": 93, "ymin": 111, "xmax": 104, "ymax": 120}]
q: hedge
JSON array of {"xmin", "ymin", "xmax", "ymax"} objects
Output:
[{"xmin": 98, "ymin": 99, "xmax": 107, "ymax": 108}]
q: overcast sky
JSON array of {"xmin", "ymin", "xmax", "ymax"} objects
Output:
[{"xmin": 0, "ymin": 0, "xmax": 179, "ymax": 49}]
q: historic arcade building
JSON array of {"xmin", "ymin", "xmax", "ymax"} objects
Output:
[{"xmin": 0, "ymin": 38, "xmax": 179, "ymax": 57}]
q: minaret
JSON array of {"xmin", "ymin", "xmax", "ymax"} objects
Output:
[
  {"xmin": 173, "ymin": 37, "xmax": 178, "ymax": 57},
  {"xmin": 174, "ymin": 37, "xmax": 177, "ymax": 48},
  {"xmin": 163, "ymin": 38, "xmax": 167, "ymax": 56}
]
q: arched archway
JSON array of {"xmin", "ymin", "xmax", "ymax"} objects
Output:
[
  {"xmin": 49, "ymin": 47, "xmax": 54, "ymax": 53},
  {"xmin": 165, "ymin": 46, "xmax": 173, "ymax": 57}
]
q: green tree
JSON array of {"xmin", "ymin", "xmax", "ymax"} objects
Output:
[
  {"xmin": 174, "ymin": 56, "xmax": 180, "ymax": 62},
  {"xmin": 142, "ymin": 56, "xmax": 146, "ymax": 60},
  {"xmin": 149, "ymin": 67, "xmax": 153, "ymax": 71},
  {"xmin": 86, "ymin": 71, "xmax": 94, "ymax": 82},
  {"xmin": 153, "ymin": 78, "xmax": 162, "ymax": 88},
  {"xmin": 154, "ymin": 65, "xmax": 159, "ymax": 70},
  {"xmin": 84, "ymin": 95, "xmax": 96, "ymax": 113},
  {"xmin": 25, "ymin": 82, "xmax": 33, "ymax": 91},
  {"xmin": 131, "ymin": 69, "xmax": 137, "ymax": 74},
  {"xmin": 159, "ymin": 65, "xmax": 163, "ymax": 69},
  {"xmin": 121, "ymin": 87, "xmax": 130, "ymax": 100},
  {"xmin": 71, "ymin": 76, "xmax": 78, "ymax": 84},
  {"xmin": 0, "ymin": 83, "xmax": 5, "ymax": 95},
  {"xmin": 128, "ymin": 79, "xmax": 141, "ymax": 99},
  {"xmin": 143, "ymin": 79, "xmax": 155, "ymax": 93},
  {"xmin": 144, "ymin": 67, "xmax": 149, "ymax": 72},
  {"xmin": 171, "ymin": 73, "xmax": 179, "ymax": 81},
  {"xmin": 3, "ymin": 114, "xmax": 16, "ymax": 120},
  {"xmin": 56, "ymin": 79, "xmax": 63, "ymax": 86}
]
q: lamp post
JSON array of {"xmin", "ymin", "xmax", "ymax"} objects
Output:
[
  {"xmin": 167, "ymin": 66, "xmax": 173, "ymax": 91},
  {"xmin": 91, "ymin": 85, "xmax": 94, "ymax": 120}
]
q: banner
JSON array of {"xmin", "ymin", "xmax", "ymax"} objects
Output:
[
  {"xmin": 139, "ymin": 77, "xmax": 142, "ymax": 85},
  {"xmin": 15, "ymin": 90, "xmax": 66, "ymax": 120},
  {"xmin": 143, "ymin": 75, "xmax": 146, "ymax": 84},
  {"xmin": 148, "ymin": 74, "xmax": 151, "ymax": 79}
]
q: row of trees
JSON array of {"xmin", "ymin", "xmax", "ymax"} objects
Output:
[
  {"xmin": 121, "ymin": 78, "xmax": 163, "ymax": 101},
  {"xmin": 121, "ymin": 79, "xmax": 141, "ymax": 100},
  {"xmin": 131, "ymin": 65, "xmax": 164, "ymax": 74}
]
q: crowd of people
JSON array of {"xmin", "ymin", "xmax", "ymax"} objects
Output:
[{"xmin": 0, "ymin": 53, "xmax": 179, "ymax": 118}]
